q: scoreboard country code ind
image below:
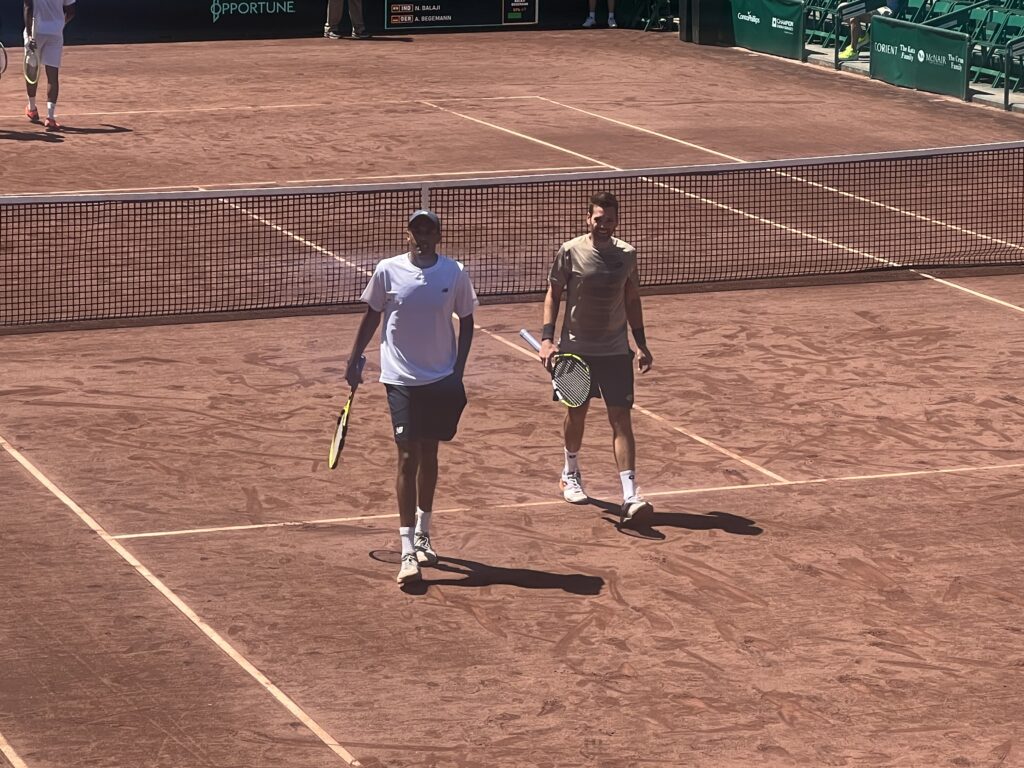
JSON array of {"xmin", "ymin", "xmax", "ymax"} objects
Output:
[{"xmin": 386, "ymin": 0, "xmax": 539, "ymax": 29}]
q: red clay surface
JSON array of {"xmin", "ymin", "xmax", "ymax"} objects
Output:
[
  {"xmin": 1, "ymin": 30, "xmax": 1023, "ymax": 768},
  {"xmin": 2, "ymin": 31, "xmax": 1023, "ymax": 194},
  {"xmin": 2, "ymin": 289, "xmax": 1023, "ymax": 767}
]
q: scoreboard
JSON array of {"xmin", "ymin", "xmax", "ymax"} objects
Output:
[{"xmin": 386, "ymin": 0, "xmax": 539, "ymax": 29}]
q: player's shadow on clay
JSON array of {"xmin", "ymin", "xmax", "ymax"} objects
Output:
[
  {"xmin": 587, "ymin": 498, "xmax": 763, "ymax": 540},
  {"xmin": 0, "ymin": 129, "xmax": 63, "ymax": 142},
  {"xmin": 385, "ymin": 555, "xmax": 604, "ymax": 596},
  {"xmin": 50, "ymin": 124, "xmax": 133, "ymax": 135}
]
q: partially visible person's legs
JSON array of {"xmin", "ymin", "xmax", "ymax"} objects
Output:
[
  {"xmin": 25, "ymin": 67, "xmax": 40, "ymax": 122},
  {"xmin": 607, "ymin": 405, "xmax": 653, "ymax": 523},
  {"xmin": 583, "ymin": 0, "xmax": 617, "ymax": 26},
  {"xmin": 43, "ymin": 66, "xmax": 60, "ymax": 128},
  {"xmin": 394, "ymin": 439, "xmax": 422, "ymax": 583},
  {"xmin": 349, "ymin": 0, "xmax": 371, "ymax": 37},
  {"xmin": 606, "ymin": 405, "xmax": 636, "ymax": 478},
  {"xmin": 591, "ymin": 353, "xmax": 652, "ymax": 524},
  {"xmin": 36, "ymin": 36, "xmax": 65, "ymax": 130},
  {"xmin": 414, "ymin": 439, "xmax": 439, "ymax": 566},
  {"xmin": 561, "ymin": 401, "xmax": 590, "ymax": 502},
  {"xmin": 392, "ymin": 374, "xmax": 466, "ymax": 577},
  {"xmin": 26, "ymin": 35, "xmax": 63, "ymax": 124},
  {"xmin": 324, "ymin": 0, "xmax": 343, "ymax": 37},
  {"xmin": 840, "ymin": 13, "xmax": 870, "ymax": 59},
  {"xmin": 387, "ymin": 382, "xmax": 423, "ymax": 583}
]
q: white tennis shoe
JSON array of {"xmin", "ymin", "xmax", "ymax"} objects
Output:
[
  {"xmin": 582, "ymin": 16, "xmax": 597, "ymax": 27},
  {"xmin": 397, "ymin": 553, "xmax": 421, "ymax": 584},
  {"xmin": 560, "ymin": 471, "xmax": 588, "ymax": 503},
  {"xmin": 414, "ymin": 533, "xmax": 438, "ymax": 566},
  {"xmin": 622, "ymin": 495, "xmax": 654, "ymax": 525}
]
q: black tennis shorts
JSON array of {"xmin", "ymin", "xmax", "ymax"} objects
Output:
[
  {"xmin": 579, "ymin": 352, "xmax": 634, "ymax": 408},
  {"xmin": 385, "ymin": 373, "xmax": 468, "ymax": 442}
]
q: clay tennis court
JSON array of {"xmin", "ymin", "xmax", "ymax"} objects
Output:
[{"xmin": 2, "ymin": 29, "xmax": 1023, "ymax": 768}]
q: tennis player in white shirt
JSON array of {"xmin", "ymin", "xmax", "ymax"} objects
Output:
[
  {"xmin": 346, "ymin": 210, "xmax": 478, "ymax": 585},
  {"xmin": 24, "ymin": 0, "xmax": 75, "ymax": 130}
]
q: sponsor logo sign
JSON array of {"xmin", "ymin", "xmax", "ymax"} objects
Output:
[{"xmin": 210, "ymin": 1, "xmax": 295, "ymax": 23}]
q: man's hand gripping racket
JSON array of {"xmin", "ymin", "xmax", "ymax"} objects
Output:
[
  {"xmin": 328, "ymin": 355, "xmax": 366, "ymax": 469},
  {"xmin": 519, "ymin": 329, "xmax": 592, "ymax": 408}
]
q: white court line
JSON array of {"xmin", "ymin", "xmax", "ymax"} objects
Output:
[
  {"xmin": 418, "ymin": 99, "xmax": 897, "ymax": 273},
  {"xmin": 57, "ymin": 95, "xmax": 540, "ymax": 118},
  {"xmin": 289, "ymin": 165, "xmax": 605, "ymax": 183},
  {"xmin": 633, "ymin": 405, "xmax": 790, "ymax": 482},
  {"xmin": 0, "ymin": 434, "xmax": 362, "ymax": 768},
  {"xmin": 914, "ymin": 274, "xmax": 1024, "ymax": 313},
  {"xmin": 16, "ymin": 166, "xmax": 606, "ymax": 197},
  {"xmin": 34, "ymin": 183, "xmax": 283, "ymax": 196},
  {"xmin": 212, "ymin": 197, "xmax": 374, "ymax": 278},
  {"xmin": 419, "ymin": 101, "xmax": 616, "ymax": 169},
  {"xmin": 114, "ymin": 512, "xmax": 440, "ymax": 541},
  {"xmin": 533, "ymin": 95, "xmax": 1024, "ymax": 314},
  {"xmin": 107, "ymin": 461, "xmax": 1024, "ymax": 541},
  {"xmin": 0, "ymin": 731, "xmax": 29, "ymax": 768}
]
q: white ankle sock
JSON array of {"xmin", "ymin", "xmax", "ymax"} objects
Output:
[
  {"xmin": 28, "ymin": 97, "xmax": 37, "ymax": 111},
  {"xmin": 415, "ymin": 508, "xmax": 431, "ymax": 536},
  {"xmin": 399, "ymin": 526, "xmax": 414, "ymax": 556},
  {"xmin": 620, "ymin": 470, "xmax": 637, "ymax": 501},
  {"xmin": 563, "ymin": 449, "xmax": 580, "ymax": 476},
  {"xmin": 47, "ymin": 102, "xmax": 56, "ymax": 120}
]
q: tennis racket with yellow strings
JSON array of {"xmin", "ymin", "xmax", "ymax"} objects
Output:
[
  {"xmin": 328, "ymin": 355, "xmax": 365, "ymax": 469},
  {"xmin": 519, "ymin": 329, "xmax": 592, "ymax": 408},
  {"xmin": 0, "ymin": 43, "xmax": 9, "ymax": 79}
]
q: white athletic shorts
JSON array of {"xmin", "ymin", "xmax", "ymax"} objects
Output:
[{"xmin": 24, "ymin": 31, "xmax": 64, "ymax": 69}]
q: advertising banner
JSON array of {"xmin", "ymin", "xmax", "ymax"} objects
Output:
[
  {"xmin": 0, "ymin": 0, "xmax": 559, "ymax": 44},
  {"xmin": 731, "ymin": 0, "xmax": 805, "ymax": 60},
  {"xmin": 869, "ymin": 16, "xmax": 970, "ymax": 100}
]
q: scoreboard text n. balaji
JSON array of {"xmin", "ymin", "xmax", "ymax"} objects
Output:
[{"xmin": 386, "ymin": 0, "xmax": 538, "ymax": 29}]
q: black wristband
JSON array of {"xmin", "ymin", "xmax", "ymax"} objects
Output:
[
  {"xmin": 632, "ymin": 327, "xmax": 647, "ymax": 347},
  {"xmin": 541, "ymin": 323, "xmax": 556, "ymax": 341}
]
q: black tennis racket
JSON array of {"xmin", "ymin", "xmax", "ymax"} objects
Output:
[
  {"xmin": 328, "ymin": 355, "xmax": 365, "ymax": 469},
  {"xmin": 24, "ymin": 25, "xmax": 39, "ymax": 86},
  {"xmin": 519, "ymin": 329, "xmax": 592, "ymax": 408}
]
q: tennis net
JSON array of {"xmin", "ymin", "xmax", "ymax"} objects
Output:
[{"xmin": 2, "ymin": 141, "xmax": 1022, "ymax": 328}]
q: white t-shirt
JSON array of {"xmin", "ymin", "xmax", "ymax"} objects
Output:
[
  {"xmin": 360, "ymin": 253, "xmax": 478, "ymax": 386},
  {"xmin": 30, "ymin": 0, "xmax": 74, "ymax": 37}
]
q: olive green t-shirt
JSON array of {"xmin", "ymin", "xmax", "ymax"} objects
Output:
[{"xmin": 548, "ymin": 234, "xmax": 639, "ymax": 356}]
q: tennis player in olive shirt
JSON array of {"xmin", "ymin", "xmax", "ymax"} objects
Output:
[{"xmin": 537, "ymin": 191, "xmax": 654, "ymax": 525}]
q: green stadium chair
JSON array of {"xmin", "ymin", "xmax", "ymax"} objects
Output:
[
  {"xmin": 904, "ymin": 0, "xmax": 933, "ymax": 23},
  {"xmin": 925, "ymin": 0, "xmax": 956, "ymax": 19},
  {"xmin": 990, "ymin": 13, "xmax": 1024, "ymax": 88},
  {"xmin": 805, "ymin": 0, "xmax": 846, "ymax": 46},
  {"xmin": 971, "ymin": 8, "xmax": 1008, "ymax": 83}
]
